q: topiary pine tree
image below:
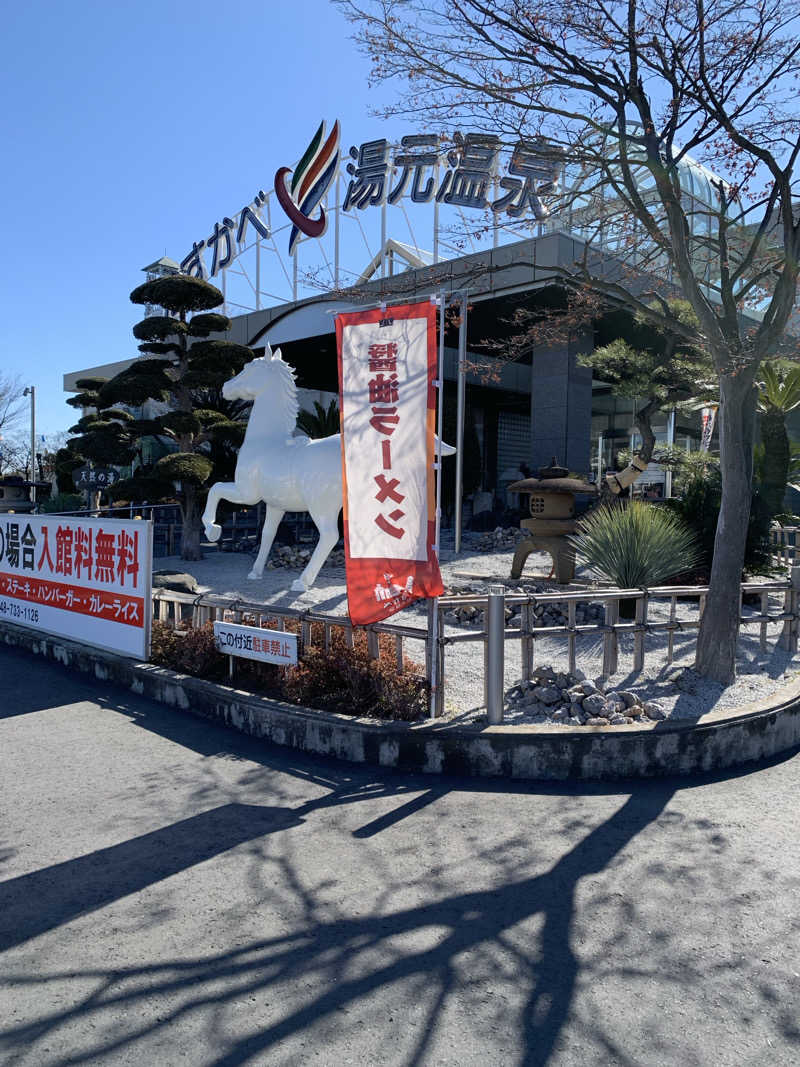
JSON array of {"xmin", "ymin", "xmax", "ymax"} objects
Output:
[
  {"xmin": 579, "ymin": 300, "xmax": 715, "ymax": 494},
  {"xmin": 70, "ymin": 275, "xmax": 253, "ymax": 559}
]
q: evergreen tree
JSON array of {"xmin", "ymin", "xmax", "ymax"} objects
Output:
[
  {"xmin": 756, "ymin": 363, "xmax": 800, "ymax": 521},
  {"xmin": 69, "ymin": 276, "xmax": 253, "ymax": 559},
  {"xmin": 579, "ymin": 300, "xmax": 715, "ymax": 492}
]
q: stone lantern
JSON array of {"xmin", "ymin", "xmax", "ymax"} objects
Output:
[{"xmin": 507, "ymin": 459, "xmax": 597, "ymax": 583}]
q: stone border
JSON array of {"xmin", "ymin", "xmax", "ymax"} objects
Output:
[{"xmin": 3, "ymin": 620, "xmax": 800, "ymax": 780}]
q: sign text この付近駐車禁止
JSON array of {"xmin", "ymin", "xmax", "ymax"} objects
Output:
[
  {"xmin": 213, "ymin": 621, "xmax": 298, "ymax": 666},
  {"xmin": 0, "ymin": 515, "xmax": 152, "ymax": 659}
]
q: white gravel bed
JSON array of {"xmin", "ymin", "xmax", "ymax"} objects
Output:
[{"xmin": 158, "ymin": 533, "xmax": 799, "ymax": 726}]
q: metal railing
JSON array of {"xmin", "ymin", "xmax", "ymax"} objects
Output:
[
  {"xmin": 152, "ymin": 570, "xmax": 800, "ymax": 721},
  {"xmin": 771, "ymin": 526, "xmax": 800, "ymax": 566}
]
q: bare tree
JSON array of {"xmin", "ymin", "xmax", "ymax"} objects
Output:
[
  {"xmin": 0, "ymin": 373, "xmax": 24, "ymax": 443},
  {"xmin": 337, "ymin": 0, "xmax": 800, "ymax": 683}
]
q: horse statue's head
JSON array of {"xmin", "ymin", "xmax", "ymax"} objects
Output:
[{"xmin": 223, "ymin": 345, "xmax": 299, "ymax": 436}]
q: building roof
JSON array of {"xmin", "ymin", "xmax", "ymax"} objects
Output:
[{"xmin": 141, "ymin": 256, "xmax": 181, "ymax": 273}]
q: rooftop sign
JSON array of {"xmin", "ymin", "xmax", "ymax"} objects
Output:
[{"xmin": 180, "ymin": 122, "xmax": 560, "ymax": 279}]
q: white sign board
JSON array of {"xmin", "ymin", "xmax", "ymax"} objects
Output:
[
  {"xmin": 214, "ymin": 622, "xmax": 298, "ymax": 666},
  {"xmin": 0, "ymin": 515, "xmax": 152, "ymax": 659}
]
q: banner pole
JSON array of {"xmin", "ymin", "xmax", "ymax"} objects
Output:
[
  {"xmin": 429, "ymin": 291, "xmax": 447, "ymax": 718},
  {"xmin": 454, "ymin": 290, "xmax": 468, "ymax": 553}
]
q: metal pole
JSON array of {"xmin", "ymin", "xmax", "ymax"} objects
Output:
[
  {"xmin": 23, "ymin": 386, "xmax": 35, "ymax": 506},
  {"xmin": 429, "ymin": 292, "xmax": 447, "ymax": 719},
  {"xmin": 486, "ymin": 584, "xmax": 505, "ymax": 724},
  {"xmin": 433, "ymin": 161, "xmax": 440, "ymax": 265},
  {"xmin": 334, "ymin": 171, "xmax": 341, "ymax": 289},
  {"xmin": 434, "ymin": 292, "xmax": 446, "ymax": 556},
  {"xmin": 381, "ymin": 198, "xmax": 387, "ymax": 278},
  {"xmin": 256, "ymin": 237, "xmax": 261, "ymax": 311},
  {"xmin": 292, "ymin": 248, "xmax": 298, "ymax": 302},
  {"xmin": 665, "ymin": 407, "xmax": 676, "ymax": 497},
  {"xmin": 454, "ymin": 292, "xmax": 467, "ymax": 553},
  {"xmin": 596, "ymin": 432, "xmax": 604, "ymax": 484}
]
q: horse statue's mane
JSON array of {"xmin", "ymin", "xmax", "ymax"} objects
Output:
[{"xmin": 264, "ymin": 345, "xmax": 300, "ymax": 438}]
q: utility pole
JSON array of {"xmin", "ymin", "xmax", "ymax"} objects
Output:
[{"xmin": 22, "ymin": 385, "xmax": 35, "ymax": 507}]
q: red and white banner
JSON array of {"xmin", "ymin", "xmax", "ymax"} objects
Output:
[
  {"xmin": 0, "ymin": 515, "xmax": 152, "ymax": 659},
  {"xmin": 700, "ymin": 405, "xmax": 718, "ymax": 452},
  {"xmin": 336, "ymin": 302, "xmax": 444, "ymax": 625}
]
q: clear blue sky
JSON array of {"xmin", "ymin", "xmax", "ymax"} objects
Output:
[{"xmin": 0, "ymin": 0, "xmax": 403, "ymax": 436}]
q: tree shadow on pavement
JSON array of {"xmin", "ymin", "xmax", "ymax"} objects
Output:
[
  {"xmin": 0, "ymin": 782, "xmax": 679, "ymax": 1067},
  {"xmin": 2, "ymin": 643, "xmax": 799, "ymax": 1065}
]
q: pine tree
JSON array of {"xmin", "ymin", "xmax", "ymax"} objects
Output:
[{"xmin": 69, "ymin": 276, "xmax": 253, "ymax": 559}]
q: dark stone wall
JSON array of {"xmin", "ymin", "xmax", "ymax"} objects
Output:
[{"xmin": 530, "ymin": 335, "xmax": 593, "ymax": 473}]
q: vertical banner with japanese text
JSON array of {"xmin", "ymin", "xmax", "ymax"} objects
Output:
[
  {"xmin": 700, "ymin": 406, "xmax": 718, "ymax": 452},
  {"xmin": 0, "ymin": 515, "xmax": 152, "ymax": 659},
  {"xmin": 336, "ymin": 303, "xmax": 443, "ymax": 625}
]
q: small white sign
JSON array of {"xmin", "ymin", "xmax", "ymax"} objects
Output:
[{"xmin": 214, "ymin": 621, "xmax": 298, "ymax": 666}]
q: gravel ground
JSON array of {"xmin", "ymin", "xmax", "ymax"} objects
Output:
[{"xmin": 158, "ymin": 531, "xmax": 800, "ymax": 725}]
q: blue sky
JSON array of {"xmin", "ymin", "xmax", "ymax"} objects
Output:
[{"xmin": 0, "ymin": 0, "xmax": 406, "ymax": 436}]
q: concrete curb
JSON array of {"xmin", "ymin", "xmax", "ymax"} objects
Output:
[{"xmin": 3, "ymin": 620, "xmax": 800, "ymax": 780}]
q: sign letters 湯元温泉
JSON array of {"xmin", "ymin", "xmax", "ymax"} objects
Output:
[{"xmin": 182, "ymin": 124, "xmax": 560, "ymax": 276}]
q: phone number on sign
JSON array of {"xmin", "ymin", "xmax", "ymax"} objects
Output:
[{"xmin": 0, "ymin": 598, "xmax": 39, "ymax": 623}]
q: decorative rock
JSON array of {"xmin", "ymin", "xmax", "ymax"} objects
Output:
[
  {"xmin": 153, "ymin": 571, "xmax": 199, "ymax": 594},
  {"xmin": 532, "ymin": 665, "xmax": 557, "ymax": 682},
  {"xmin": 617, "ymin": 690, "xmax": 640, "ymax": 708},
  {"xmin": 585, "ymin": 717, "xmax": 608, "ymax": 727},
  {"xmin": 579, "ymin": 681, "xmax": 597, "ymax": 696},
  {"xmin": 644, "ymin": 701, "xmax": 668, "ymax": 720},
  {"xmin": 534, "ymin": 685, "xmax": 561, "ymax": 706},
  {"xmin": 582, "ymin": 693, "xmax": 607, "ymax": 716},
  {"xmin": 609, "ymin": 713, "xmax": 628, "ymax": 725}
]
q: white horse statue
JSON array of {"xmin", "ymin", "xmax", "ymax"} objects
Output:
[{"xmin": 202, "ymin": 345, "xmax": 454, "ymax": 593}]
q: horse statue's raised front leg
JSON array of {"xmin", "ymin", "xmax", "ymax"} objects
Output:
[
  {"xmin": 202, "ymin": 482, "xmax": 234, "ymax": 543},
  {"xmin": 248, "ymin": 504, "xmax": 285, "ymax": 580},
  {"xmin": 202, "ymin": 481, "xmax": 261, "ymax": 543}
]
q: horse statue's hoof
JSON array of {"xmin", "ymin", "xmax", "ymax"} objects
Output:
[
  {"xmin": 204, "ymin": 523, "xmax": 222, "ymax": 543},
  {"xmin": 247, "ymin": 568, "xmax": 262, "ymax": 580},
  {"xmin": 290, "ymin": 578, "xmax": 307, "ymax": 594}
]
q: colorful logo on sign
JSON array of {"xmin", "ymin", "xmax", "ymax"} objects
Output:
[{"xmin": 275, "ymin": 120, "xmax": 340, "ymax": 255}]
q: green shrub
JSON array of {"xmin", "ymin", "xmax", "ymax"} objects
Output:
[
  {"xmin": 664, "ymin": 458, "xmax": 773, "ymax": 578},
  {"xmin": 39, "ymin": 492, "xmax": 83, "ymax": 514},
  {"xmin": 570, "ymin": 501, "xmax": 700, "ymax": 587},
  {"xmin": 149, "ymin": 620, "xmax": 426, "ymax": 721}
]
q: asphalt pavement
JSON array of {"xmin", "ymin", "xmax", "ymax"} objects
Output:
[{"xmin": 1, "ymin": 643, "xmax": 799, "ymax": 1066}]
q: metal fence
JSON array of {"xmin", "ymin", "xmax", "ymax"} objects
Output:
[
  {"xmin": 152, "ymin": 570, "xmax": 800, "ymax": 721},
  {"xmin": 771, "ymin": 526, "xmax": 800, "ymax": 567}
]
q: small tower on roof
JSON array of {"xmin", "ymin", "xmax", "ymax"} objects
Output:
[{"xmin": 140, "ymin": 256, "xmax": 181, "ymax": 317}]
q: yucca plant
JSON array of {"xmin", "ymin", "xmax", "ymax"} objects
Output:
[{"xmin": 570, "ymin": 502, "xmax": 700, "ymax": 603}]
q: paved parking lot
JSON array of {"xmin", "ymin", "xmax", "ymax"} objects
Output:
[{"xmin": 1, "ymin": 644, "xmax": 799, "ymax": 1066}]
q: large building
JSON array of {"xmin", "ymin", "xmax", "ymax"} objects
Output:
[{"xmin": 65, "ymin": 230, "xmax": 706, "ymax": 515}]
